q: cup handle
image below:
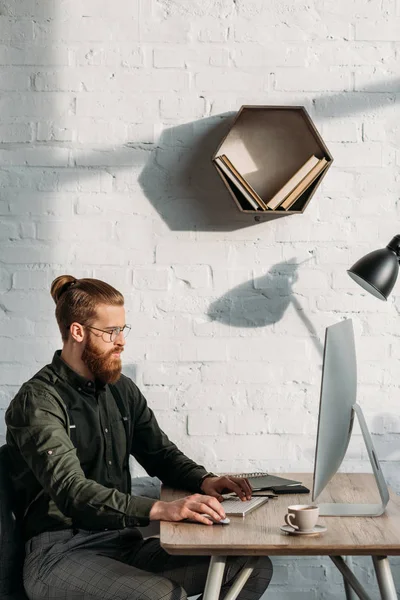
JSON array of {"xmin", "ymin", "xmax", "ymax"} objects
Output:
[{"xmin": 284, "ymin": 513, "xmax": 298, "ymax": 530}]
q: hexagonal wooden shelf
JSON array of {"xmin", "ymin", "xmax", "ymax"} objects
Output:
[{"xmin": 212, "ymin": 105, "xmax": 333, "ymax": 219}]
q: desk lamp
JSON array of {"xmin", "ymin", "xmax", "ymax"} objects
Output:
[{"xmin": 347, "ymin": 235, "xmax": 400, "ymax": 300}]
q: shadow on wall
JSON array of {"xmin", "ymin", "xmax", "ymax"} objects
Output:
[
  {"xmin": 137, "ymin": 113, "xmax": 258, "ymax": 232},
  {"xmin": 207, "ymin": 258, "xmax": 324, "ymax": 356}
]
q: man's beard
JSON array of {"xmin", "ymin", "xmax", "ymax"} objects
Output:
[{"xmin": 81, "ymin": 335, "xmax": 123, "ymax": 385}]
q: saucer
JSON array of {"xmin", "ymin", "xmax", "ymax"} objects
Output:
[{"xmin": 280, "ymin": 524, "xmax": 327, "ymax": 536}]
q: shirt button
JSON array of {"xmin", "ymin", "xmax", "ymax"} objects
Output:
[
  {"xmin": 78, "ymin": 387, "xmax": 82, "ymax": 391},
  {"xmin": 108, "ymin": 460, "xmax": 112, "ymax": 465},
  {"xmin": 48, "ymin": 450, "xmax": 53, "ymax": 455},
  {"xmin": 105, "ymin": 428, "xmax": 108, "ymax": 433},
  {"xmin": 88, "ymin": 382, "xmax": 92, "ymax": 387}
]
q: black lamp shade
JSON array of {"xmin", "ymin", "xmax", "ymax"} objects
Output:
[{"xmin": 347, "ymin": 245, "xmax": 400, "ymax": 301}]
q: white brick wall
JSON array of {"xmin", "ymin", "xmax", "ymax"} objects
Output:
[{"xmin": 1, "ymin": 0, "xmax": 400, "ymax": 596}]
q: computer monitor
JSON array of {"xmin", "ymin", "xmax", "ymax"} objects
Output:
[{"xmin": 312, "ymin": 319, "xmax": 390, "ymax": 516}]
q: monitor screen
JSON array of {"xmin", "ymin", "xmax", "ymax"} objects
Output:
[{"xmin": 312, "ymin": 319, "xmax": 357, "ymax": 501}]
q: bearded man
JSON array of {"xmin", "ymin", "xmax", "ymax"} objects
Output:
[{"xmin": 5, "ymin": 275, "xmax": 273, "ymax": 600}]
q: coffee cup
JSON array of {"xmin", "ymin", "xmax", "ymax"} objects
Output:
[{"xmin": 284, "ymin": 504, "xmax": 319, "ymax": 532}]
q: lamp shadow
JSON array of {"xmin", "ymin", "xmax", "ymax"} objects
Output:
[{"xmin": 208, "ymin": 258, "xmax": 324, "ymax": 356}]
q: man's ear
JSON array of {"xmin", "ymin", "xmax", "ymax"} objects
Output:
[{"xmin": 70, "ymin": 322, "xmax": 85, "ymax": 343}]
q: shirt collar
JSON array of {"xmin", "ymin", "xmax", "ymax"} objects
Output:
[{"xmin": 51, "ymin": 350, "xmax": 106, "ymax": 394}]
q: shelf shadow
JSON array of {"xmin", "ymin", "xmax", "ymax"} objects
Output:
[{"xmin": 138, "ymin": 113, "xmax": 261, "ymax": 232}]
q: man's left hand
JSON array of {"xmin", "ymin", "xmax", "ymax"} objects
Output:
[{"xmin": 200, "ymin": 475, "xmax": 252, "ymax": 502}]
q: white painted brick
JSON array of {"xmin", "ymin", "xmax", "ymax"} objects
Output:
[
  {"xmin": 179, "ymin": 339, "xmax": 228, "ymax": 362},
  {"xmin": 172, "ymin": 265, "xmax": 211, "ymax": 289},
  {"xmin": 275, "ymin": 68, "xmax": 352, "ymax": 92},
  {"xmin": 196, "ymin": 19, "xmax": 229, "ymax": 42},
  {"xmin": 0, "ymin": 67, "xmax": 32, "ymax": 91},
  {"xmin": 139, "ymin": 5, "xmax": 190, "ymax": 43},
  {"xmin": 10, "ymin": 194, "xmax": 74, "ymax": 217},
  {"xmin": 0, "ymin": 17, "xmax": 34, "ymax": 43},
  {"xmin": 355, "ymin": 68, "xmax": 400, "ymax": 92},
  {"xmin": 0, "ymin": 221, "xmax": 19, "ymax": 240},
  {"xmin": 1, "ymin": 243, "xmax": 73, "ymax": 264},
  {"xmin": 34, "ymin": 19, "xmax": 139, "ymax": 43},
  {"xmin": 356, "ymin": 18, "xmax": 400, "ymax": 41},
  {"xmin": 37, "ymin": 121, "xmax": 75, "ymax": 143},
  {"xmin": 307, "ymin": 41, "xmax": 395, "ymax": 66},
  {"xmin": 321, "ymin": 120, "xmax": 361, "ymax": 143},
  {"xmin": 142, "ymin": 363, "xmax": 201, "ymax": 386},
  {"xmin": 144, "ymin": 341, "xmax": 180, "ymax": 362},
  {"xmin": 195, "ymin": 69, "xmax": 266, "ymax": 91},
  {"xmin": 133, "ymin": 267, "xmax": 170, "ymax": 290},
  {"xmin": 0, "ymin": 45, "xmax": 69, "ymax": 66},
  {"xmin": 227, "ymin": 412, "xmax": 269, "ymax": 435},
  {"xmin": 19, "ymin": 222, "xmax": 35, "ymax": 239},
  {"xmin": 175, "ymin": 383, "xmax": 247, "ymax": 411},
  {"xmin": 73, "ymin": 44, "xmax": 144, "ymax": 68},
  {"xmin": 159, "ymin": 95, "xmax": 206, "ymax": 119},
  {"xmin": 142, "ymin": 386, "xmax": 174, "ymax": 411},
  {"xmin": 36, "ymin": 220, "xmax": 113, "ymax": 241},
  {"xmin": 327, "ymin": 142, "xmax": 383, "ymax": 168},
  {"xmin": 0, "ymin": 267, "xmax": 12, "ymax": 292},
  {"xmin": 12, "ymin": 269, "xmax": 48, "ymax": 290},
  {"xmin": 232, "ymin": 44, "xmax": 308, "ymax": 68},
  {"xmin": 156, "ymin": 241, "xmax": 230, "ymax": 266},
  {"xmin": 153, "ymin": 47, "xmax": 185, "ymax": 68},
  {"xmin": 187, "ymin": 412, "xmax": 225, "ymax": 436},
  {"xmin": 76, "ymin": 93, "xmax": 158, "ymax": 120},
  {"xmin": 0, "ymin": 147, "xmax": 70, "ymax": 167},
  {"xmin": 0, "ymin": 92, "xmax": 74, "ymax": 117}
]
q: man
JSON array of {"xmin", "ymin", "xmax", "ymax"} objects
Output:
[{"xmin": 5, "ymin": 275, "xmax": 273, "ymax": 600}]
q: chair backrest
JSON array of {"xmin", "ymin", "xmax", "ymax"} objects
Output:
[{"xmin": 0, "ymin": 444, "xmax": 27, "ymax": 598}]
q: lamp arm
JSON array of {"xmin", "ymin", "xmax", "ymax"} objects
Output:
[{"xmin": 387, "ymin": 235, "xmax": 400, "ymax": 258}]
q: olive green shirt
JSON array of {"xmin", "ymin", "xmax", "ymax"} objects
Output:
[{"xmin": 5, "ymin": 350, "xmax": 208, "ymax": 541}]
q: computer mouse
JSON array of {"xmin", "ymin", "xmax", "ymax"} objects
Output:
[{"xmin": 201, "ymin": 514, "xmax": 230, "ymax": 525}]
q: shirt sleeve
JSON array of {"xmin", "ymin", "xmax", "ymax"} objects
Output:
[
  {"xmin": 129, "ymin": 381, "xmax": 208, "ymax": 492},
  {"xmin": 5, "ymin": 385, "xmax": 157, "ymax": 530}
]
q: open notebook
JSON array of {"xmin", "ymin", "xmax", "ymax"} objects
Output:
[
  {"xmin": 222, "ymin": 472, "xmax": 301, "ymax": 491},
  {"xmin": 221, "ymin": 496, "xmax": 269, "ymax": 517}
]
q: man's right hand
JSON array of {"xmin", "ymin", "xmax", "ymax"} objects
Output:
[{"xmin": 149, "ymin": 493, "xmax": 226, "ymax": 525}]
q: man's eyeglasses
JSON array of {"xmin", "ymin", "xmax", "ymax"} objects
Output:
[{"xmin": 85, "ymin": 325, "xmax": 131, "ymax": 343}]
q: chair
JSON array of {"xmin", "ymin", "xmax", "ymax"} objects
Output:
[{"xmin": 0, "ymin": 444, "xmax": 29, "ymax": 599}]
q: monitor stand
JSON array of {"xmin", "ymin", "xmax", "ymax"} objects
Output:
[{"xmin": 316, "ymin": 404, "xmax": 390, "ymax": 517}]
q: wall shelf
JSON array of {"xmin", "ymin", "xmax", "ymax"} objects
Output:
[{"xmin": 212, "ymin": 105, "xmax": 333, "ymax": 220}]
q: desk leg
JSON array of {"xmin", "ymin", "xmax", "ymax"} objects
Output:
[
  {"xmin": 344, "ymin": 556, "xmax": 358, "ymax": 600},
  {"xmin": 330, "ymin": 556, "xmax": 374, "ymax": 600},
  {"xmin": 203, "ymin": 556, "xmax": 226, "ymax": 600},
  {"xmin": 223, "ymin": 557, "xmax": 257, "ymax": 600},
  {"xmin": 372, "ymin": 556, "xmax": 398, "ymax": 600}
]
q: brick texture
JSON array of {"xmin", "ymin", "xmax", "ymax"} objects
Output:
[{"xmin": 0, "ymin": 0, "xmax": 399, "ymax": 597}]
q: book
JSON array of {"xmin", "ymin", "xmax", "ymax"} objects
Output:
[
  {"xmin": 214, "ymin": 156, "xmax": 266, "ymax": 211},
  {"xmin": 220, "ymin": 155, "xmax": 268, "ymax": 210},
  {"xmin": 265, "ymin": 155, "xmax": 320, "ymax": 210},
  {"xmin": 280, "ymin": 157, "xmax": 328, "ymax": 211},
  {"xmin": 221, "ymin": 472, "xmax": 302, "ymax": 491}
]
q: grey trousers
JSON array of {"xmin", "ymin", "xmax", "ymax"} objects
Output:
[{"xmin": 23, "ymin": 528, "xmax": 273, "ymax": 600}]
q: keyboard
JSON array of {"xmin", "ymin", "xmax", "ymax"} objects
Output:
[{"xmin": 221, "ymin": 496, "xmax": 268, "ymax": 517}]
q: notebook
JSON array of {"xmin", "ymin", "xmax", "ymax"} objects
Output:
[
  {"xmin": 221, "ymin": 496, "xmax": 269, "ymax": 517},
  {"xmin": 223, "ymin": 472, "xmax": 302, "ymax": 491}
]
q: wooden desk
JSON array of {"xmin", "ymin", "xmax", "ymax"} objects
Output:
[{"xmin": 160, "ymin": 473, "xmax": 400, "ymax": 600}]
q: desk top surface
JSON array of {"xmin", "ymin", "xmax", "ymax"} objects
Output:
[{"xmin": 160, "ymin": 473, "xmax": 400, "ymax": 556}]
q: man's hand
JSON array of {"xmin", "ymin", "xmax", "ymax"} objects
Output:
[
  {"xmin": 200, "ymin": 475, "xmax": 252, "ymax": 502},
  {"xmin": 149, "ymin": 494, "xmax": 226, "ymax": 525}
]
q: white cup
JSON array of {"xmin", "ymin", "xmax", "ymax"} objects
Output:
[{"xmin": 284, "ymin": 504, "xmax": 319, "ymax": 532}]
